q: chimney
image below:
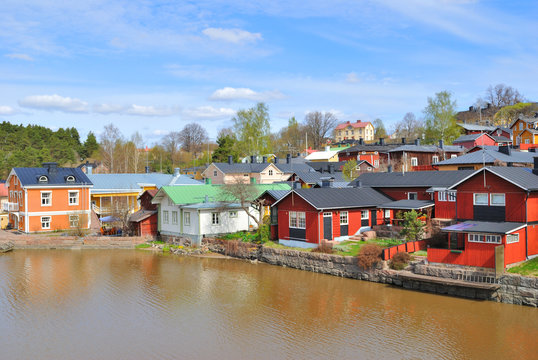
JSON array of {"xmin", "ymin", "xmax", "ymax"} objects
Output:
[
  {"xmin": 354, "ymin": 180, "xmax": 362, "ymax": 188},
  {"xmin": 401, "ymin": 137, "xmax": 406, "ymax": 144},
  {"xmin": 439, "ymin": 140, "xmax": 444, "ymax": 149},
  {"xmin": 320, "ymin": 176, "xmax": 334, "ymax": 188},
  {"xmin": 533, "ymin": 157, "xmax": 538, "ymax": 176},
  {"xmin": 174, "ymin": 168, "xmax": 180, "ymax": 176},
  {"xmin": 262, "ymin": 156, "xmax": 267, "ymax": 163},
  {"xmin": 414, "ymin": 138, "xmax": 420, "ymax": 146},
  {"xmin": 325, "ymin": 145, "xmax": 331, "ymax": 152},
  {"xmin": 86, "ymin": 161, "xmax": 93, "ymax": 175},
  {"xmin": 274, "ymin": 156, "xmax": 279, "ymax": 164},
  {"xmin": 328, "ymin": 164, "xmax": 335, "ymax": 174},
  {"xmin": 357, "ymin": 120, "xmax": 361, "ymax": 123},
  {"xmin": 286, "ymin": 154, "xmax": 291, "ymax": 164},
  {"xmin": 380, "ymin": 138, "xmax": 385, "ymax": 146},
  {"xmin": 145, "ymin": 166, "xmax": 150, "ymax": 173},
  {"xmin": 42, "ymin": 162, "xmax": 58, "ymax": 175},
  {"xmin": 296, "ymin": 153, "xmax": 300, "ymax": 157},
  {"xmin": 228, "ymin": 155, "xmax": 233, "ymax": 164},
  {"xmin": 359, "ymin": 138, "xmax": 364, "ymax": 145},
  {"xmin": 250, "ymin": 155, "xmax": 256, "ymax": 163},
  {"xmin": 387, "ymin": 165, "xmax": 393, "ymax": 173},
  {"xmin": 498, "ymin": 145, "xmax": 511, "ymax": 156}
]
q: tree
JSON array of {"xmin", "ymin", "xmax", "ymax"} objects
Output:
[
  {"xmin": 423, "ymin": 91, "xmax": 460, "ymax": 144},
  {"xmin": 219, "ymin": 180, "xmax": 266, "ymax": 229},
  {"xmin": 178, "ymin": 123, "xmax": 208, "ymax": 157},
  {"xmin": 276, "ymin": 116, "xmax": 306, "ymax": 156},
  {"xmin": 99, "ymin": 124, "xmax": 123, "ymax": 173},
  {"xmin": 373, "ymin": 118, "xmax": 387, "ymax": 140},
  {"xmin": 494, "ymin": 102, "xmax": 538, "ymax": 127},
  {"xmin": 342, "ymin": 160, "xmax": 359, "ymax": 182},
  {"xmin": 393, "ymin": 112, "xmax": 423, "ymax": 141},
  {"xmin": 162, "ymin": 131, "xmax": 181, "ymax": 167},
  {"xmin": 400, "ymin": 210, "xmax": 425, "ymax": 242},
  {"xmin": 484, "ymin": 84, "xmax": 525, "ymax": 108},
  {"xmin": 232, "ymin": 102, "xmax": 272, "ymax": 156},
  {"xmin": 80, "ymin": 132, "xmax": 99, "ymax": 159},
  {"xmin": 304, "ymin": 111, "xmax": 338, "ymax": 149},
  {"xmin": 212, "ymin": 134, "xmax": 240, "ymax": 163}
]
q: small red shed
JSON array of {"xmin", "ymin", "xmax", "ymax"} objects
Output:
[{"xmin": 452, "ymin": 133, "xmax": 497, "ymax": 150}]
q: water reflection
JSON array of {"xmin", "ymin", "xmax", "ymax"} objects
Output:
[{"xmin": 0, "ymin": 250, "xmax": 536, "ymax": 360}]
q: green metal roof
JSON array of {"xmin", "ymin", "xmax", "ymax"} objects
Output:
[{"xmin": 157, "ymin": 183, "xmax": 291, "ymax": 205}]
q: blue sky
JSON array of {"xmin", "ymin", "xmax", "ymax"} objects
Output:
[{"xmin": 1, "ymin": 0, "xmax": 538, "ymax": 144}]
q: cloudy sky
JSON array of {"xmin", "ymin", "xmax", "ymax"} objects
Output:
[{"xmin": 1, "ymin": 0, "xmax": 538, "ymax": 143}]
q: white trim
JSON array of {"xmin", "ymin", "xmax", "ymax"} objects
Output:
[
  {"xmin": 448, "ymin": 168, "xmax": 528, "ymax": 191},
  {"xmin": 361, "ymin": 210, "xmax": 369, "ymax": 219},
  {"xmin": 506, "ymin": 233, "xmax": 519, "ymax": 244},
  {"xmin": 408, "ymin": 192, "xmax": 418, "ymax": 200},
  {"xmin": 40, "ymin": 191, "xmax": 52, "ymax": 207},
  {"xmin": 339, "ymin": 211, "xmax": 348, "ymax": 225},
  {"xmin": 468, "ymin": 233, "xmax": 501, "ymax": 244},
  {"xmin": 41, "ymin": 216, "xmax": 51, "ymax": 229},
  {"xmin": 23, "ymin": 185, "xmax": 93, "ymax": 189},
  {"xmin": 68, "ymin": 190, "xmax": 80, "ymax": 206},
  {"xmin": 69, "ymin": 214, "xmax": 79, "ymax": 228},
  {"xmin": 490, "ymin": 193, "xmax": 505, "ymax": 206},
  {"xmin": 20, "ymin": 210, "xmax": 91, "ymax": 216},
  {"xmin": 473, "ymin": 193, "xmax": 488, "ymax": 205}
]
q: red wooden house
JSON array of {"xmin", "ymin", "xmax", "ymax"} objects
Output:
[
  {"xmin": 452, "ymin": 133, "xmax": 497, "ymax": 149},
  {"xmin": 428, "ymin": 166, "xmax": 538, "ymax": 268},
  {"xmin": 129, "ymin": 189, "xmax": 158, "ymax": 237},
  {"xmin": 273, "ymin": 187, "xmax": 391, "ymax": 247}
]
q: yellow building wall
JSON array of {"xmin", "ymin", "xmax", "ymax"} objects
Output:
[
  {"xmin": 519, "ymin": 131, "xmax": 538, "ymax": 145},
  {"xmin": 437, "ymin": 164, "xmax": 485, "ymax": 171}
]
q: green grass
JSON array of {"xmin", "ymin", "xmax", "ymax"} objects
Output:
[
  {"xmin": 413, "ymin": 250, "xmax": 428, "ymax": 256},
  {"xmin": 507, "ymin": 257, "xmax": 538, "ymax": 277},
  {"xmin": 135, "ymin": 243, "xmax": 152, "ymax": 249},
  {"xmin": 263, "ymin": 241, "xmax": 312, "ymax": 252}
]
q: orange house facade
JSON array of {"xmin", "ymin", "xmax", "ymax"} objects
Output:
[{"xmin": 6, "ymin": 163, "xmax": 93, "ymax": 233}]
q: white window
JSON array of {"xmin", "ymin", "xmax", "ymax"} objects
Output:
[
  {"xmin": 41, "ymin": 216, "xmax": 51, "ymax": 229},
  {"xmin": 447, "ymin": 191, "xmax": 456, "ymax": 202},
  {"xmin": 213, "ymin": 170, "xmax": 217, "ymax": 177},
  {"xmin": 506, "ymin": 234, "xmax": 519, "ymax": 244},
  {"xmin": 432, "ymin": 156, "xmax": 439, "ymax": 163},
  {"xmin": 229, "ymin": 211, "xmax": 238, "ymax": 218},
  {"xmin": 66, "ymin": 175, "xmax": 75, "ymax": 182},
  {"xmin": 38, "ymin": 175, "xmax": 48, "ymax": 183},
  {"xmin": 411, "ymin": 157, "xmax": 418, "ymax": 167},
  {"xmin": 289, "ymin": 211, "xmax": 297, "ymax": 227},
  {"xmin": 289, "ymin": 211, "xmax": 306, "ymax": 229},
  {"xmin": 68, "ymin": 191, "xmax": 79, "ymax": 205},
  {"xmin": 212, "ymin": 212, "xmax": 220, "ymax": 225},
  {"xmin": 361, "ymin": 210, "xmax": 369, "ymax": 219},
  {"xmin": 69, "ymin": 215, "xmax": 79, "ymax": 227},
  {"xmin": 473, "ymin": 193, "xmax": 488, "ymax": 205},
  {"xmin": 41, "ymin": 191, "xmax": 52, "ymax": 206},
  {"xmin": 468, "ymin": 233, "xmax": 501, "ymax": 244},
  {"xmin": 167, "ymin": 197, "xmax": 173, "ymax": 206},
  {"xmin": 451, "ymin": 154, "xmax": 457, "ymax": 159},
  {"xmin": 163, "ymin": 211, "xmax": 169, "ymax": 224},
  {"xmin": 519, "ymin": 122, "xmax": 523, "ymax": 130},
  {"xmin": 525, "ymin": 139, "xmax": 530, "ymax": 144},
  {"xmin": 384, "ymin": 209, "xmax": 390, "ymax": 218},
  {"xmin": 14, "ymin": 177, "xmax": 17, "ymax": 186},
  {"xmin": 172, "ymin": 211, "xmax": 178, "ymax": 225},
  {"xmin": 490, "ymin": 194, "xmax": 505, "ymax": 206},
  {"xmin": 438, "ymin": 191, "xmax": 447, "ymax": 202},
  {"xmin": 374, "ymin": 160, "xmax": 379, "ymax": 168},
  {"xmin": 268, "ymin": 169, "xmax": 273, "ymax": 176},
  {"xmin": 340, "ymin": 211, "xmax": 348, "ymax": 225},
  {"xmin": 184, "ymin": 212, "xmax": 191, "ymax": 226},
  {"xmin": 408, "ymin": 192, "xmax": 418, "ymax": 200}
]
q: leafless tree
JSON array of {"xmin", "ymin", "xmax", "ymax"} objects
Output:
[
  {"xmin": 178, "ymin": 123, "xmax": 208, "ymax": 157},
  {"xmin": 304, "ymin": 111, "xmax": 338, "ymax": 149},
  {"xmin": 219, "ymin": 178, "xmax": 266, "ymax": 228},
  {"xmin": 393, "ymin": 112, "xmax": 423, "ymax": 141},
  {"xmin": 162, "ymin": 131, "xmax": 181, "ymax": 167},
  {"xmin": 484, "ymin": 84, "xmax": 526, "ymax": 108},
  {"xmin": 99, "ymin": 124, "xmax": 123, "ymax": 173},
  {"xmin": 129, "ymin": 131, "xmax": 144, "ymax": 173}
]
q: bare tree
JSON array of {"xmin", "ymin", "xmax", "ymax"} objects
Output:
[
  {"xmin": 484, "ymin": 84, "xmax": 526, "ymax": 108},
  {"xmin": 130, "ymin": 131, "xmax": 144, "ymax": 173},
  {"xmin": 162, "ymin": 131, "xmax": 181, "ymax": 167},
  {"xmin": 304, "ymin": 111, "xmax": 338, "ymax": 149},
  {"xmin": 99, "ymin": 124, "xmax": 123, "ymax": 173},
  {"xmin": 393, "ymin": 112, "xmax": 423, "ymax": 141},
  {"xmin": 178, "ymin": 123, "xmax": 208, "ymax": 157},
  {"xmin": 219, "ymin": 178, "xmax": 266, "ymax": 228}
]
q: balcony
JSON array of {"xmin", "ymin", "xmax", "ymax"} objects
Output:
[{"xmin": 2, "ymin": 202, "xmax": 19, "ymax": 212}]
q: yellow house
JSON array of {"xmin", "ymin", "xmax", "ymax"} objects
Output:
[
  {"xmin": 334, "ymin": 120, "xmax": 375, "ymax": 142},
  {"xmin": 304, "ymin": 147, "xmax": 340, "ymax": 162},
  {"xmin": 510, "ymin": 114, "xmax": 538, "ymax": 145},
  {"xmin": 518, "ymin": 129, "xmax": 538, "ymax": 145}
]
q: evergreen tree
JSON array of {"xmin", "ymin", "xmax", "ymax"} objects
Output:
[{"xmin": 212, "ymin": 135, "xmax": 240, "ymax": 163}]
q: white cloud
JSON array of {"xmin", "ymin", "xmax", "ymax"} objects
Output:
[
  {"xmin": 182, "ymin": 106, "xmax": 236, "ymax": 119},
  {"xmin": 5, "ymin": 53, "xmax": 34, "ymax": 61},
  {"xmin": 0, "ymin": 105, "xmax": 18, "ymax": 115},
  {"xmin": 209, "ymin": 87, "xmax": 284, "ymax": 101},
  {"xmin": 345, "ymin": 72, "xmax": 360, "ymax": 83},
  {"xmin": 18, "ymin": 94, "xmax": 89, "ymax": 113},
  {"xmin": 202, "ymin": 28, "xmax": 262, "ymax": 44},
  {"xmin": 93, "ymin": 103, "xmax": 126, "ymax": 114},
  {"xmin": 152, "ymin": 129, "xmax": 170, "ymax": 136},
  {"xmin": 124, "ymin": 104, "xmax": 179, "ymax": 117}
]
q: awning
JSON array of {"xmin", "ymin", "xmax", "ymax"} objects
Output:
[
  {"xmin": 100, "ymin": 215, "xmax": 121, "ymax": 223},
  {"xmin": 441, "ymin": 221, "xmax": 526, "ymax": 234},
  {"xmin": 378, "ymin": 200, "xmax": 435, "ymax": 210}
]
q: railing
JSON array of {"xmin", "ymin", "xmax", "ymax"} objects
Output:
[{"xmin": 2, "ymin": 202, "xmax": 19, "ymax": 212}]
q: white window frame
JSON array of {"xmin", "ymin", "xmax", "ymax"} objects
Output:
[
  {"xmin": 411, "ymin": 157, "xmax": 418, "ymax": 167},
  {"xmin": 525, "ymin": 139, "xmax": 530, "ymax": 144},
  {"xmin": 229, "ymin": 211, "xmax": 238, "ymax": 218},
  {"xmin": 289, "ymin": 211, "xmax": 297, "ymax": 228},
  {"xmin": 268, "ymin": 169, "xmax": 273, "ymax": 176},
  {"xmin": 66, "ymin": 175, "xmax": 75, "ymax": 182},
  {"xmin": 438, "ymin": 191, "xmax": 447, "ymax": 202},
  {"xmin": 473, "ymin": 193, "xmax": 488, "ymax": 205},
  {"xmin": 519, "ymin": 122, "xmax": 523, "ymax": 130},
  {"xmin": 384, "ymin": 209, "xmax": 390, "ymax": 218},
  {"xmin": 447, "ymin": 191, "xmax": 456, "ymax": 202},
  {"xmin": 184, "ymin": 212, "xmax": 191, "ymax": 226},
  {"xmin": 167, "ymin": 197, "xmax": 173, "ymax": 206},
  {"xmin": 361, "ymin": 210, "xmax": 369, "ymax": 220},
  {"xmin": 340, "ymin": 211, "xmax": 348, "ymax": 225},
  {"xmin": 163, "ymin": 210, "xmax": 169, "ymax": 224},
  {"xmin": 432, "ymin": 155, "xmax": 439, "ymax": 163},
  {"xmin": 212, "ymin": 212, "xmax": 220, "ymax": 225},
  {"xmin": 506, "ymin": 233, "xmax": 519, "ymax": 244},
  {"xmin": 289, "ymin": 211, "xmax": 306, "ymax": 229},
  {"xmin": 41, "ymin": 216, "xmax": 51, "ymax": 229},
  {"xmin": 69, "ymin": 215, "xmax": 79, "ymax": 228},
  {"xmin": 374, "ymin": 160, "xmax": 379, "ymax": 168},
  {"xmin": 408, "ymin": 192, "xmax": 418, "ymax": 200},
  {"xmin": 490, "ymin": 193, "xmax": 505, "ymax": 206},
  {"xmin": 451, "ymin": 154, "xmax": 457, "ymax": 159},
  {"xmin": 468, "ymin": 233, "xmax": 501, "ymax": 244},
  {"xmin": 68, "ymin": 190, "xmax": 79, "ymax": 205},
  {"xmin": 41, "ymin": 191, "xmax": 52, "ymax": 206},
  {"xmin": 172, "ymin": 211, "xmax": 178, "ymax": 225},
  {"xmin": 38, "ymin": 175, "xmax": 48, "ymax": 183},
  {"xmin": 213, "ymin": 170, "xmax": 217, "ymax": 177}
]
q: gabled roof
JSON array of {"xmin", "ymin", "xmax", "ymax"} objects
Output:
[
  {"xmin": 350, "ymin": 170, "xmax": 475, "ymax": 188},
  {"xmin": 273, "ymin": 161, "xmax": 312, "ymax": 174},
  {"xmin": 335, "ymin": 120, "xmax": 372, "ymax": 130},
  {"xmin": 389, "ymin": 144, "xmax": 464, "ymax": 153},
  {"xmin": 457, "ymin": 123, "xmax": 496, "ymax": 132},
  {"xmin": 520, "ymin": 128, "xmax": 538, "ymax": 135},
  {"xmin": 489, "ymin": 127, "xmax": 512, "ymax": 135},
  {"xmin": 452, "ymin": 133, "xmax": 495, "ymax": 144},
  {"xmin": 447, "ymin": 166, "xmax": 538, "ymax": 191},
  {"xmin": 257, "ymin": 189, "xmax": 291, "ymax": 202},
  {"xmin": 211, "ymin": 162, "xmax": 275, "ymax": 174},
  {"xmin": 128, "ymin": 209, "xmax": 157, "ymax": 223},
  {"xmin": 338, "ymin": 143, "xmax": 400, "ymax": 154},
  {"xmin": 490, "ymin": 136, "xmax": 512, "ymax": 143},
  {"xmin": 434, "ymin": 148, "xmax": 536, "ymax": 166},
  {"xmin": 0, "ymin": 182, "xmax": 8, "ymax": 197},
  {"xmin": 378, "ymin": 199, "xmax": 435, "ymax": 210},
  {"xmin": 442, "ymin": 221, "xmax": 526, "ymax": 234},
  {"xmin": 273, "ymin": 187, "xmax": 391, "ymax": 210},
  {"xmin": 509, "ymin": 113, "xmax": 538, "ymax": 128},
  {"xmin": 11, "ymin": 166, "xmax": 92, "ymax": 187},
  {"xmin": 294, "ymin": 170, "xmax": 346, "ymax": 185},
  {"xmin": 305, "ymin": 161, "xmax": 345, "ymax": 172},
  {"xmin": 87, "ymin": 173, "xmax": 200, "ymax": 193},
  {"xmin": 304, "ymin": 150, "xmax": 339, "ymax": 161}
]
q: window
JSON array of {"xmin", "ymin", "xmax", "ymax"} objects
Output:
[
  {"xmin": 68, "ymin": 191, "xmax": 79, "ymax": 205},
  {"xmin": 167, "ymin": 197, "xmax": 173, "ymax": 206},
  {"xmin": 229, "ymin": 211, "xmax": 238, "ymax": 218},
  {"xmin": 432, "ymin": 156, "xmax": 439, "ymax": 163},
  {"xmin": 361, "ymin": 210, "xmax": 369, "ymax": 219},
  {"xmin": 69, "ymin": 215, "xmax": 79, "ymax": 228},
  {"xmin": 447, "ymin": 191, "xmax": 456, "ymax": 202},
  {"xmin": 41, "ymin": 191, "xmax": 52, "ymax": 206},
  {"xmin": 351, "ymin": 130, "xmax": 354, "ymax": 134},
  {"xmin": 473, "ymin": 193, "xmax": 488, "ymax": 205},
  {"xmin": 289, "ymin": 211, "xmax": 306, "ymax": 229},
  {"xmin": 384, "ymin": 209, "xmax": 390, "ymax": 218},
  {"xmin": 408, "ymin": 192, "xmax": 417, "ymax": 200},
  {"xmin": 451, "ymin": 154, "xmax": 457, "ymax": 159},
  {"xmin": 14, "ymin": 177, "xmax": 17, "ymax": 186},
  {"xmin": 506, "ymin": 234, "xmax": 519, "ymax": 244},
  {"xmin": 345, "ymin": 131, "xmax": 348, "ymax": 135},
  {"xmin": 411, "ymin": 157, "xmax": 418, "ymax": 166},
  {"xmin": 438, "ymin": 191, "xmax": 447, "ymax": 202},
  {"xmin": 374, "ymin": 160, "xmax": 379, "ymax": 168},
  {"xmin": 38, "ymin": 175, "xmax": 48, "ymax": 183},
  {"xmin": 172, "ymin": 211, "xmax": 178, "ymax": 225},
  {"xmin": 184, "ymin": 212, "xmax": 191, "ymax": 226},
  {"xmin": 41, "ymin": 216, "xmax": 51, "ymax": 229},
  {"xmin": 212, "ymin": 212, "xmax": 220, "ymax": 225},
  {"xmin": 340, "ymin": 211, "xmax": 348, "ymax": 225},
  {"xmin": 213, "ymin": 170, "xmax": 217, "ymax": 177},
  {"xmin": 525, "ymin": 139, "xmax": 530, "ymax": 144},
  {"xmin": 468, "ymin": 233, "xmax": 501, "ymax": 244},
  {"xmin": 66, "ymin": 175, "xmax": 75, "ymax": 182},
  {"xmin": 163, "ymin": 211, "xmax": 169, "ymax": 224},
  {"xmin": 268, "ymin": 169, "xmax": 273, "ymax": 176},
  {"xmin": 519, "ymin": 122, "xmax": 523, "ymax": 130},
  {"xmin": 490, "ymin": 194, "xmax": 505, "ymax": 206}
]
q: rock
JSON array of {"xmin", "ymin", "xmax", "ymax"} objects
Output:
[{"xmin": 0, "ymin": 242, "xmax": 14, "ymax": 252}]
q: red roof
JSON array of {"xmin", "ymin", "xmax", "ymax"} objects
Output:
[
  {"xmin": 0, "ymin": 183, "xmax": 7, "ymax": 197},
  {"xmin": 335, "ymin": 120, "xmax": 372, "ymax": 130}
]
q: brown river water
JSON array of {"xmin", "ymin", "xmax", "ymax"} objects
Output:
[{"xmin": 0, "ymin": 250, "xmax": 536, "ymax": 360}]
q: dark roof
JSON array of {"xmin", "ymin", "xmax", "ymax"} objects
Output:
[
  {"xmin": 350, "ymin": 170, "xmax": 475, "ymax": 188},
  {"xmin": 378, "ymin": 199, "xmax": 435, "ymax": 210},
  {"xmin": 389, "ymin": 144, "xmax": 464, "ymax": 153},
  {"xmin": 435, "ymin": 148, "xmax": 536, "ymax": 166},
  {"xmin": 338, "ymin": 143, "xmax": 400, "ymax": 154},
  {"xmin": 128, "ymin": 209, "xmax": 157, "ymax": 223},
  {"xmin": 452, "ymin": 133, "xmax": 494, "ymax": 143},
  {"xmin": 274, "ymin": 162, "xmax": 313, "ymax": 173},
  {"xmin": 294, "ymin": 170, "xmax": 346, "ymax": 185},
  {"xmin": 448, "ymin": 167, "xmax": 538, "ymax": 191},
  {"xmin": 212, "ymin": 162, "xmax": 272, "ymax": 174},
  {"xmin": 274, "ymin": 187, "xmax": 391, "ymax": 210},
  {"xmin": 457, "ymin": 123, "xmax": 496, "ymax": 132},
  {"xmin": 490, "ymin": 136, "xmax": 512, "ymax": 143},
  {"xmin": 442, "ymin": 221, "xmax": 526, "ymax": 234},
  {"xmin": 12, "ymin": 165, "xmax": 92, "ymax": 187},
  {"xmin": 489, "ymin": 127, "xmax": 512, "ymax": 135},
  {"xmin": 258, "ymin": 189, "xmax": 291, "ymax": 202},
  {"xmin": 305, "ymin": 161, "xmax": 345, "ymax": 172}
]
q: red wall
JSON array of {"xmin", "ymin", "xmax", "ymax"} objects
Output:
[
  {"xmin": 277, "ymin": 194, "xmax": 320, "ymax": 244},
  {"xmin": 376, "ymin": 187, "xmax": 432, "ymax": 201},
  {"xmin": 434, "ymin": 194, "xmax": 457, "ymax": 219},
  {"xmin": 504, "ymin": 228, "xmax": 527, "ymax": 266},
  {"xmin": 456, "ymin": 134, "xmax": 496, "ymax": 149}
]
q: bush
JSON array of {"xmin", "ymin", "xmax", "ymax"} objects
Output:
[
  {"xmin": 389, "ymin": 252, "xmax": 411, "ymax": 270},
  {"xmin": 223, "ymin": 239, "xmax": 240, "ymax": 255},
  {"xmin": 312, "ymin": 241, "xmax": 333, "ymax": 254},
  {"xmin": 256, "ymin": 224, "xmax": 270, "ymax": 244},
  {"xmin": 357, "ymin": 244, "xmax": 383, "ymax": 269}
]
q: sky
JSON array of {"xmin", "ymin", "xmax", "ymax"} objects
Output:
[{"xmin": 1, "ymin": 0, "xmax": 538, "ymax": 144}]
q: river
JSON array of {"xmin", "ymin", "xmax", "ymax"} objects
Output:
[{"xmin": 0, "ymin": 250, "xmax": 536, "ymax": 359}]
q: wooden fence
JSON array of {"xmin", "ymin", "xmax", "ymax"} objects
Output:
[{"xmin": 381, "ymin": 240, "xmax": 427, "ymax": 261}]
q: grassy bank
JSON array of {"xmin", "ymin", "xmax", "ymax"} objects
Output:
[{"xmin": 508, "ymin": 257, "xmax": 538, "ymax": 277}]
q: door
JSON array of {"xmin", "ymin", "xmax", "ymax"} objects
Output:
[
  {"xmin": 323, "ymin": 212, "xmax": 332, "ymax": 240},
  {"xmin": 371, "ymin": 210, "xmax": 377, "ymax": 226}
]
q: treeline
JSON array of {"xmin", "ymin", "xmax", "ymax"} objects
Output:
[{"xmin": 0, "ymin": 121, "xmax": 98, "ymax": 178}]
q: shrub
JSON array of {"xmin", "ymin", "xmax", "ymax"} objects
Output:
[
  {"xmin": 400, "ymin": 210, "xmax": 425, "ymax": 242},
  {"xmin": 223, "ymin": 239, "xmax": 240, "ymax": 255},
  {"xmin": 357, "ymin": 244, "xmax": 383, "ymax": 269},
  {"xmin": 312, "ymin": 241, "xmax": 333, "ymax": 254},
  {"xmin": 389, "ymin": 252, "xmax": 411, "ymax": 270},
  {"xmin": 256, "ymin": 224, "xmax": 270, "ymax": 244}
]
